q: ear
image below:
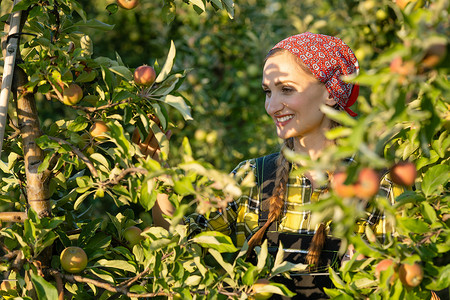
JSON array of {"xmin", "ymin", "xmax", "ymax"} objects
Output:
[{"xmin": 324, "ymin": 91, "xmax": 337, "ymax": 106}]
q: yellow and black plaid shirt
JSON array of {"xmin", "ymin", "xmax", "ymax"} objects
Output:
[{"xmin": 184, "ymin": 158, "xmax": 405, "ymax": 248}]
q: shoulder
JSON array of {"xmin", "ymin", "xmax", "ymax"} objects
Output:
[{"xmin": 230, "ymin": 153, "xmax": 280, "ymax": 181}]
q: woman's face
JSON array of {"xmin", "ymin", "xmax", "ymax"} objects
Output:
[{"xmin": 262, "ymin": 51, "xmax": 336, "ymax": 142}]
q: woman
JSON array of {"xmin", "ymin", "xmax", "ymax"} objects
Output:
[{"xmin": 153, "ymin": 32, "xmax": 400, "ymax": 299}]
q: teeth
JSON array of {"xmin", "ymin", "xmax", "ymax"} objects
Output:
[{"xmin": 277, "ymin": 115, "xmax": 294, "ymax": 122}]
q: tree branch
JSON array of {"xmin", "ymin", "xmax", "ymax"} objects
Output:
[
  {"xmin": 47, "ymin": 136, "xmax": 98, "ymax": 178},
  {"xmin": 0, "ymin": 212, "xmax": 27, "ymax": 223},
  {"xmin": 48, "ymin": 269, "xmax": 169, "ymax": 298}
]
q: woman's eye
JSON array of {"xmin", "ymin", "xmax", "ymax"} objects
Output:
[
  {"xmin": 263, "ymin": 89, "xmax": 271, "ymax": 96},
  {"xmin": 282, "ymin": 86, "xmax": 293, "ymax": 93}
]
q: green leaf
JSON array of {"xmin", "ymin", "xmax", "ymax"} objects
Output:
[
  {"xmin": 173, "ymin": 177, "xmax": 195, "ymax": 195},
  {"xmin": 208, "ymin": 248, "xmax": 235, "ymax": 279},
  {"xmin": 95, "ymin": 259, "xmax": 136, "ymax": 273},
  {"xmin": 422, "ymin": 164, "xmax": 450, "ymax": 196},
  {"xmin": 329, "ymin": 267, "xmax": 346, "ymax": 289},
  {"xmin": 149, "ymin": 118, "xmax": 169, "ymax": 160},
  {"xmin": 242, "ymin": 265, "xmax": 258, "ymax": 285},
  {"xmin": 109, "ymin": 66, "xmax": 133, "ymax": 81},
  {"xmin": 162, "ymin": 95, "xmax": 193, "ymax": 121},
  {"xmin": 139, "ymin": 179, "xmax": 157, "ymax": 211},
  {"xmin": 31, "ymin": 272, "xmax": 59, "ymax": 300},
  {"xmin": 155, "ymin": 40, "xmax": 176, "ymax": 83},
  {"xmin": 253, "ymin": 282, "xmax": 296, "ymax": 297},
  {"xmin": 190, "ymin": 0, "xmax": 205, "ymax": 11},
  {"xmin": 68, "ymin": 116, "xmax": 89, "ymax": 132},
  {"xmin": 108, "ymin": 121, "xmax": 133, "ymax": 157},
  {"xmin": 321, "ymin": 105, "xmax": 357, "ymax": 127},
  {"xmin": 74, "ymin": 191, "xmax": 94, "ymax": 210},
  {"xmin": 75, "ymin": 70, "xmax": 98, "ymax": 83},
  {"xmin": 221, "ymin": 0, "xmax": 234, "ymax": 18},
  {"xmin": 256, "ymin": 239, "xmax": 268, "ymax": 271},
  {"xmin": 67, "ymin": 19, "xmax": 114, "ymax": 32},
  {"xmin": 191, "ymin": 231, "xmax": 238, "ymax": 253},
  {"xmin": 421, "ymin": 202, "xmax": 437, "ymax": 223},
  {"xmin": 397, "ymin": 218, "xmax": 429, "ymax": 234},
  {"xmin": 78, "ymin": 219, "xmax": 103, "ymax": 248}
]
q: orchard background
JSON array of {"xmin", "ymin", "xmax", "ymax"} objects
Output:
[{"xmin": 0, "ymin": 0, "xmax": 448, "ymax": 299}]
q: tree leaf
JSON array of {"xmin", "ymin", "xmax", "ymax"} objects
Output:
[
  {"xmin": 31, "ymin": 272, "xmax": 59, "ymax": 300},
  {"xmin": 422, "ymin": 164, "xmax": 450, "ymax": 196},
  {"xmin": 162, "ymin": 95, "xmax": 193, "ymax": 121},
  {"xmin": 109, "ymin": 66, "xmax": 133, "ymax": 81},
  {"xmin": 190, "ymin": 0, "xmax": 205, "ymax": 11},
  {"xmin": 191, "ymin": 231, "xmax": 238, "ymax": 253},
  {"xmin": 208, "ymin": 248, "xmax": 235, "ymax": 279},
  {"xmin": 95, "ymin": 259, "xmax": 136, "ymax": 273},
  {"xmin": 397, "ymin": 218, "xmax": 429, "ymax": 234},
  {"xmin": 155, "ymin": 40, "xmax": 176, "ymax": 83}
]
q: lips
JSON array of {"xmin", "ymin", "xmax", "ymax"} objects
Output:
[{"xmin": 275, "ymin": 114, "xmax": 294, "ymax": 126}]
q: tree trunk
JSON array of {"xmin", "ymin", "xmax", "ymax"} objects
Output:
[{"xmin": 14, "ymin": 67, "xmax": 51, "ymax": 218}]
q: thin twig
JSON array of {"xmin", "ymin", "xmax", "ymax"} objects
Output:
[
  {"xmin": 47, "ymin": 136, "xmax": 98, "ymax": 178},
  {"xmin": 103, "ymin": 167, "xmax": 148, "ymax": 186},
  {"xmin": 48, "ymin": 269, "xmax": 169, "ymax": 298},
  {"xmin": 118, "ymin": 266, "xmax": 150, "ymax": 288},
  {"xmin": 71, "ymin": 99, "xmax": 131, "ymax": 113}
]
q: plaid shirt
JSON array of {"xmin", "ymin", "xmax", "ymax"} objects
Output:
[{"xmin": 184, "ymin": 158, "xmax": 405, "ymax": 248}]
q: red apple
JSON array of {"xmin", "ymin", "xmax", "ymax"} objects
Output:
[
  {"xmin": 375, "ymin": 259, "xmax": 397, "ymax": 284},
  {"xmin": 117, "ymin": 0, "xmax": 138, "ymax": 10},
  {"xmin": 355, "ymin": 168, "xmax": 379, "ymax": 199},
  {"xmin": 332, "ymin": 172, "xmax": 356, "ymax": 198},
  {"xmin": 390, "ymin": 162, "xmax": 417, "ymax": 187},
  {"xmin": 89, "ymin": 121, "xmax": 109, "ymax": 140},
  {"xmin": 134, "ymin": 65, "xmax": 156, "ymax": 86},
  {"xmin": 399, "ymin": 263, "xmax": 423, "ymax": 288}
]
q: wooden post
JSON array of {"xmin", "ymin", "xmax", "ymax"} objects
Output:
[{"xmin": 0, "ymin": 0, "xmax": 22, "ymax": 156}]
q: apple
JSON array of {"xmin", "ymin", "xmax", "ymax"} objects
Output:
[
  {"xmin": 355, "ymin": 168, "xmax": 379, "ymax": 199},
  {"xmin": 60, "ymin": 246, "xmax": 88, "ymax": 273},
  {"xmin": 332, "ymin": 172, "xmax": 356, "ymax": 198},
  {"xmin": 89, "ymin": 121, "xmax": 109, "ymax": 140},
  {"xmin": 252, "ymin": 279, "xmax": 273, "ymax": 300},
  {"xmin": 123, "ymin": 226, "xmax": 143, "ymax": 246},
  {"xmin": 375, "ymin": 259, "xmax": 397, "ymax": 284},
  {"xmin": 390, "ymin": 162, "xmax": 417, "ymax": 187},
  {"xmin": 395, "ymin": 0, "xmax": 424, "ymax": 10},
  {"xmin": 117, "ymin": 0, "xmax": 138, "ymax": 10},
  {"xmin": 62, "ymin": 83, "xmax": 83, "ymax": 106},
  {"xmin": 134, "ymin": 65, "xmax": 156, "ymax": 86},
  {"xmin": 399, "ymin": 263, "xmax": 423, "ymax": 288}
]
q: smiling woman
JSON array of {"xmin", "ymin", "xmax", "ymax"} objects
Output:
[{"xmin": 154, "ymin": 32, "xmax": 401, "ymax": 300}]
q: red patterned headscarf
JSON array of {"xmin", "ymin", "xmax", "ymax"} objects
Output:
[{"xmin": 271, "ymin": 32, "xmax": 359, "ymax": 117}]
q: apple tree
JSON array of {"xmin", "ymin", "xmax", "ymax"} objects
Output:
[{"xmin": 0, "ymin": 0, "xmax": 299, "ymax": 299}]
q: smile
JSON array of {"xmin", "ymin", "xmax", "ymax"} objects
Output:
[{"xmin": 276, "ymin": 115, "xmax": 294, "ymax": 123}]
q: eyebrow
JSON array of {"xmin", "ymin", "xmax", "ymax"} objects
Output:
[{"xmin": 261, "ymin": 80, "xmax": 296, "ymax": 87}]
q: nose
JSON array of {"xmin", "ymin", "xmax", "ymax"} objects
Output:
[{"xmin": 265, "ymin": 93, "xmax": 284, "ymax": 116}]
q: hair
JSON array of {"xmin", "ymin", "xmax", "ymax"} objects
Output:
[
  {"xmin": 247, "ymin": 137, "xmax": 294, "ymax": 254},
  {"xmin": 246, "ymin": 47, "xmax": 342, "ymax": 267}
]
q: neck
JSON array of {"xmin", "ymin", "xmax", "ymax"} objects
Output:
[{"xmin": 292, "ymin": 127, "xmax": 333, "ymax": 160}]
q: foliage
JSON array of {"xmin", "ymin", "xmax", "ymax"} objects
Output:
[{"xmin": 0, "ymin": 0, "xmax": 448, "ymax": 299}]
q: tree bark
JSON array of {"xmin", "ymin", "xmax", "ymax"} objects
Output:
[{"xmin": 14, "ymin": 67, "xmax": 51, "ymax": 218}]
